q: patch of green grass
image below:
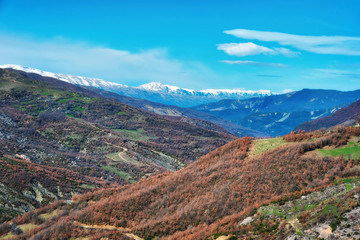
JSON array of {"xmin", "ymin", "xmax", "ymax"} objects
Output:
[
  {"xmin": 0, "ymin": 232, "xmax": 15, "ymax": 239},
  {"xmin": 81, "ymin": 97, "xmax": 99, "ymax": 103},
  {"xmin": 117, "ymin": 111, "xmax": 127, "ymax": 116},
  {"xmin": 260, "ymin": 208, "xmax": 272, "ymax": 216},
  {"xmin": 57, "ymin": 96, "xmax": 98, "ymax": 104},
  {"xmin": 319, "ymin": 141, "xmax": 360, "ymax": 160},
  {"xmin": 66, "ymin": 134, "xmax": 82, "ymax": 140},
  {"xmin": 305, "ymin": 204, "xmax": 317, "ymax": 211},
  {"xmin": 345, "ymin": 183, "xmax": 354, "ymax": 191},
  {"xmin": 14, "ymin": 104, "xmax": 27, "ymax": 111},
  {"xmin": 112, "ymin": 128, "xmax": 152, "ymax": 141},
  {"xmin": 73, "ymin": 106, "xmax": 85, "ymax": 112},
  {"xmin": 101, "ymin": 165, "xmax": 132, "ymax": 180},
  {"xmin": 39, "ymin": 209, "xmax": 62, "ymax": 221},
  {"xmin": 18, "ymin": 223, "xmax": 38, "ymax": 232},
  {"xmin": 38, "ymin": 88, "xmax": 64, "ymax": 98},
  {"xmin": 343, "ymin": 177, "xmax": 360, "ymax": 183},
  {"xmin": 259, "ymin": 206, "xmax": 284, "ymax": 217},
  {"xmin": 80, "ymin": 184, "xmax": 95, "ymax": 189},
  {"xmin": 321, "ymin": 204, "xmax": 339, "ymax": 215},
  {"xmin": 273, "ymin": 207, "xmax": 284, "ymax": 217},
  {"xmin": 57, "ymin": 97, "xmax": 77, "ymax": 103},
  {"xmin": 251, "ymin": 137, "xmax": 287, "ymax": 155}
]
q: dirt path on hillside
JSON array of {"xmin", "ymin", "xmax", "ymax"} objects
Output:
[
  {"xmin": 215, "ymin": 235, "xmax": 234, "ymax": 240},
  {"xmin": 74, "ymin": 221, "xmax": 144, "ymax": 240},
  {"xmin": 117, "ymin": 147, "xmax": 129, "ymax": 162}
]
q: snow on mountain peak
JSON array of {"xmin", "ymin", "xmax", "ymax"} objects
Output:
[
  {"xmin": 137, "ymin": 81, "xmax": 272, "ymax": 97},
  {"xmin": 0, "ymin": 64, "xmax": 127, "ymax": 89},
  {"xmin": 138, "ymin": 82, "xmax": 169, "ymax": 91},
  {"xmin": 0, "ymin": 64, "xmax": 274, "ymax": 106},
  {"xmin": 138, "ymin": 82, "xmax": 195, "ymax": 93}
]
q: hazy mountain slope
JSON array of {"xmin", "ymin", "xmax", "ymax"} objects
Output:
[
  {"xmin": 10, "ymin": 126, "xmax": 360, "ymax": 239},
  {"xmin": 0, "ymin": 68, "xmax": 235, "ymax": 220},
  {"xmin": 93, "ymin": 88, "xmax": 268, "ymax": 137},
  {"xmin": 193, "ymin": 89, "xmax": 360, "ymax": 136},
  {"xmin": 296, "ymin": 99, "xmax": 360, "ymax": 131},
  {"xmin": 0, "ymin": 65, "xmax": 273, "ymax": 107}
]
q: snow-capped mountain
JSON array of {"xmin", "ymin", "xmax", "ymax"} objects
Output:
[
  {"xmin": 0, "ymin": 64, "xmax": 128, "ymax": 90},
  {"xmin": 0, "ymin": 64, "xmax": 273, "ymax": 107},
  {"xmin": 138, "ymin": 82, "xmax": 272, "ymax": 98}
]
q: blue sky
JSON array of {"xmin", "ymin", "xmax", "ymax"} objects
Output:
[{"xmin": 0, "ymin": 0, "xmax": 359, "ymax": 92}]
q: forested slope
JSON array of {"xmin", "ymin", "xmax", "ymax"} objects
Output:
[{"xmin": 6, "ymin": 126, "xmax": 360, "ymax": 239}]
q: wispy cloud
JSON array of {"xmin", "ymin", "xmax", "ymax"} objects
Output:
[
  {"xmin": 220, "ymin": 60, "xmax": 288, "ymax": 68},
  {"xmin": 274, "ymin": 47, "xmax": 300, "ymax": 57},
  {"xmin": 224, "ymin": 29, "xmax": 360, "ymax": 55},
  {"xmin": 0, "ymin": 33, "xmax": 216, "ymax": 88},
  {"xmin": 312, "ymin": 68, "xmax": 360, "ymax": 79},
  {"xmin": 256, "ymin": 74, "xmax": 281, "ymax": 78},
  {"xmin": 217, "ymin": 42, "xmax": 298, "ymax": 57}
]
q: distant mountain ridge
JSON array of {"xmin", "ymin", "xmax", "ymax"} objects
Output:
[
  {"xmin": 0, "ymin": 64, "xmax": 274, "ymax": 107},
  {"xmin": 193, "ymin": 89, "xmax": 360, "ymax": 136},
  {"xmin": 94, "ymin": 88, "xmax": 267, "ymax": 137},
  {"xmin": 138, "ymin": 81, "xmax": 272, "ymax": 97},
  {"xmin": 0, "ymin": 65, "xmax": 266, "ymax": 137},
  {"xmin": 296, "ymin": 99, "xmax": 360, "ymax": 131}
]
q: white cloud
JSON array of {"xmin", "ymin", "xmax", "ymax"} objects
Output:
[
  {"xmin": 220, "ymin": 60, "xmax": 288, "ymax": 68},
  {"xmin": 217, "ymin": 42, "xmax": 299, "ymax": 57},
  {"xmin": 217, "ymin": 42, "xmax": 275, "ymax": 57},
  {"xmin": 224, "ymin": 29, "xmax": 360, "ymax": 55},
  {"xmin": 0, "ymin": 33, "xmax": 216, "ymax": 88},
  {"xmin": 274, "ymin": 47, "xmax": 300, "ymax": 57}
]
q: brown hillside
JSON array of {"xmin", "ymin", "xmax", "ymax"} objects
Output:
[
  {"xmin": 12, "ymin": 126, "xmax": 360, "ymax": 240},
  {"xmin": 0, "ymin": 68, "xmax": 235, "ymax": 223}
]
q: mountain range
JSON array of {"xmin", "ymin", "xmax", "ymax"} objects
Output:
[
  {"xmin": 93, "ymin": 88, "xmax": 266, "ymax": 137},
  {"xmin": 193, "ymin": 89, "xmax": 360, "ymax": 136},
  {"xmin": 0, "ymin": 65, "xmax": 273, "ymax": 107},
  {"xmin": 4, "ymin": 64, "xmax": 360, "ymax": 138},
  {"xmin": 296, "ymin": 98, "xmax": 360, "ymax": 131}
]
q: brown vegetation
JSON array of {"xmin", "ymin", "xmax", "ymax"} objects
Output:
[{"xmin": 49, "ymin": 127, "xmax": 358, "ymax": 239}]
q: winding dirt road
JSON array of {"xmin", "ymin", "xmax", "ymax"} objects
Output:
[{"xmin": 74, "ymin": 221, "xmax": 144, "ymax": 240}]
